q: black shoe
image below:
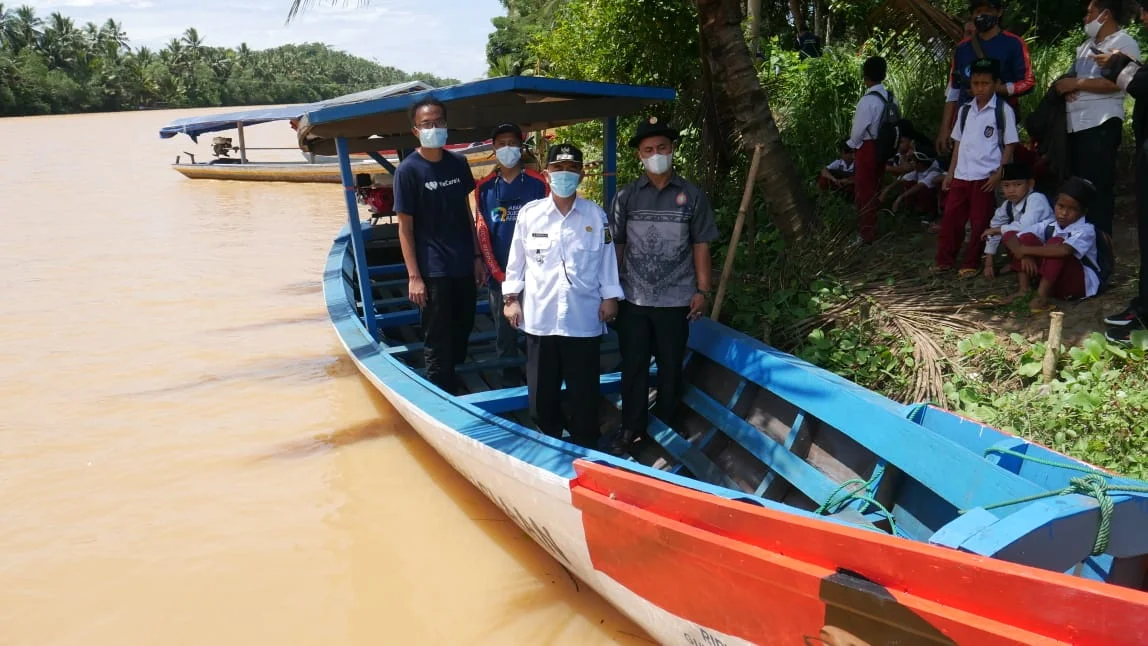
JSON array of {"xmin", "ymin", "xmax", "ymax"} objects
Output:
[
  {"xmin": 1105, "ymin": 321, "xmax": 1145, "ymax": 344},
  {"xmin": 1104, "ymin": 302, "xmax": 1145, "ymax": 327},
  {"xmin": 600, "ymin": 427, "xmax": 639, "ymax": 456}
]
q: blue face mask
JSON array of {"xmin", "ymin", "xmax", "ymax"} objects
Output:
[
  {"xmin": 418, "ymin": 127, "xmax": 448, "ymax": 149},
  {"xmin": 548, "ymin": 170, "xmax": 581, "ymax": 198}
]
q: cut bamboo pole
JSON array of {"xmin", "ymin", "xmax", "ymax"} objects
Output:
[
  {"xmin": 1042, "ymin": 311, "xmax": 1064, "ymax": 383},
  {"xmin": 711, "ymin": 144, "xmax": 763, "ymax": 321}
]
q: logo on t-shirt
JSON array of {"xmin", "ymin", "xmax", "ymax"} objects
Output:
[
  {"xmin": 984, "ymin": 126, "xmax": 995, "ymax": 139},
  {"xmin": 424, "ymin": 177, "xmax": 463, "ymax": 191}
]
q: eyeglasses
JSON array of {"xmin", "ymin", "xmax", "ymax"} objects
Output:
[{"xmin": 416, "ymin": 119, "xmax": 447, "ymax": 129}]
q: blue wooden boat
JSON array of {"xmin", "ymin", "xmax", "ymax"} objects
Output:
[{"xmin": 304, "ymin": 77, "xmax": 1148, "ymax": 645}]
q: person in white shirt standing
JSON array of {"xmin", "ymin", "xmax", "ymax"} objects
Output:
[
  {"xmin": 1054, "ymin": 0, "xmax": 1140, "ymax": 237},
  {"xmin": 847, "ymin": 56, "xmax": 895, "ymax": 243},
  {"xmin": 936, "ymin": 57, "xmax": 1019, "ymax": 277},
  {"xmin": 502, "ymin": 143, "xmax": 623, "ymax": 449}
]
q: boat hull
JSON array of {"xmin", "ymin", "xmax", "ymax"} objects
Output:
[
  {"xmin": 172, "ymin": 161, "xmax": 377, "ymax": 183},
  {"xmin": 323, "ymin": 226, "xmax": 1148, "ymax": 645}
]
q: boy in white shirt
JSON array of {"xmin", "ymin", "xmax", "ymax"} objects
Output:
[
  {"xmin": 883, "ymin": 151, "xmax": 943, "ymax": 222},
  {"xmin": 1001, "ymin": 177, "xmax": 1100, "ymax": 312},
  {"xmin": 818, "ymin": 140, "xmax": 856, "ymax": 197},
  {"xmin": 979, "ymin": 162, "xmax": 1054, "ymax": 279},
  {"xmin": 936, "ymin": 57, "xmax": 1018, "ymax": 278}
]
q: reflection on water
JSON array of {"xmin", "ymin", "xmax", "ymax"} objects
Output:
[{"xmin": 0, "ymin": 108, "xmax": 647, "ymax": 645}]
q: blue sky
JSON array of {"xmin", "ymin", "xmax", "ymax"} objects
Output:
[{"xmin": 23, "ymin": 0, "xmax": 505, "ymax": 81}]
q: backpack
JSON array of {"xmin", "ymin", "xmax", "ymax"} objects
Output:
[
  {"xmin": 959, "ymin": 99, "xmax": 1007, "ymax": 154},
  {"xmin": 1042, "ymin": 223, "xmax": 1115, "ymax": 289},
  {"xmin": 867, "ymin": 89, "xmax": 902, "ymax": 164}
]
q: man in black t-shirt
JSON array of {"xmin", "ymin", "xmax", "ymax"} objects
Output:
[{"xmin": 393, "ymin": 96, "xmax": 486, "ymax": 394}]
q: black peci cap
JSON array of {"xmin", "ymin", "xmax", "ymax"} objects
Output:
[
  {"xmin": 628, "ymin": 116, "xmax": 681, "ymax": 148},
  {"xmin": 1001, "ymin": 162, "xmax": 1032, "ymax": 181},
  {"xmin": 968, "ymin": 0, "xmax": 1003, "ymax": 10},
  {"xmin": 491, "ymin": 123, "xmax": 523, "ymax": 141},
  {"xmin": 546, "ymin": 143, "xmax": 584, "ymax": 165}
]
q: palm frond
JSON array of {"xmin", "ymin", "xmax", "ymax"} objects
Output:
[
  {"xmin": 868, "ymin": 0, "xmax": 964, "ymax": 49},
  {"xmin": 286, "ymin": 0, "xmax": 370, "ymax": 24}
]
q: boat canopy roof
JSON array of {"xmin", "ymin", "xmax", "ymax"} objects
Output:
[
  {"xmin": 158, "ymin": 81, "xmax": 433, "ymax": 142},
  {"xmin": 296, "ymin": 76, "xmax": 677, "ymax": 156}
]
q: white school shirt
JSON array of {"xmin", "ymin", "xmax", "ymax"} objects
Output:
[
  {"xmin": 1068, "ymin": 30, "xmax": 1140, "ymax": 133},
  {"xmin": 1017, "ymin": 216, "xmax": 1100, "ymax": 298},
  {"xmin": 825, "ymin": 159, "xmax": 855, "ymax": 174},
  {"xmin": 984, "ymin": 190, "xmax": 1054, "ymax": 255},
  {"xmin": 847, "ymin": 84, "xmax": 889, "ymax": 150},
  {"xmin": 502, "ymin": 196, "xmax": 624, "ymax": 338},
  {"xmin": 950, "ymin": 95, "xmax": 1019, "ymax": 181},
  {"xmin": 901, "ymin": 160, "xmax": 943, "ymax": 186}
]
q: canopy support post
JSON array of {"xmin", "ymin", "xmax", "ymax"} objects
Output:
[
  {"xmin": 604, "ymin": 117, "xmax": 618, "ymax": 208},
  {"xmin": 236, "ymin": 121, "xmax": 248, "ymax": 164},
  {"xmin": 366, "ymin": 151, "xmax": 397, "ymax": 174},
  {"xmin": 336, "ymin": 136, "xmax": 379, "ymax": 341}
]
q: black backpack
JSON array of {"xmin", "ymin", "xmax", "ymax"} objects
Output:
[
  {"xmin": 867, "ymin": 89, "xmax": 902, "ymax": 164},
  {"xmin": 1043, "ymin": 223, "xmax": 1115, "ymax": 289},
  {"xmin": 959, "ymin": 100, "xmax": 1006, "ymax": 154}
]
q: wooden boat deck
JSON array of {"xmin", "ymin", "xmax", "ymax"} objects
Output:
[{"xmin": 349, "ymin": 223, "xmax": 1148, "ymax": 592}]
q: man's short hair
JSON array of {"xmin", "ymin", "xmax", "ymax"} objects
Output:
[
  {"xmin": 408, "ymin": 97, "xmax": 447, "ymax": 126},
  {"xmin": 863, "ymin": 56, "xmax": 887, "ymax": 83},
  {"xmin": 1093, "ymin": 0, "xmax": 1126, "ymax": 25}
]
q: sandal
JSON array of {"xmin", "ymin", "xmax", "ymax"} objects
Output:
[
  {"xmin": 1029, "ymin": 303, "xmax": 1057, "ymax": 314},
  {"xmin": 957, "ymin": 268, "xmax": 979, "ymax": 280},
  {"xmin": 928, "ymin": 265, "xmax": 952, "ymax": 275}
]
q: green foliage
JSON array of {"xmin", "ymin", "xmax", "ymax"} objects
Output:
[
  {"xmin": 946, "ymin": 332, "xmax": 1148, "ymax": 480},
  {"xmin": 0, "ymin": 7, "xmax": 457, "ymax": 116},
  {"xmin": 800, "ymin": 319, "xmax": 915, "ymax": 396}
]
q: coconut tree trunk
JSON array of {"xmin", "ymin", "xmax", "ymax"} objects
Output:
[
  {"xmin": 813, "ymin": 0, "xmax": 825, "ymax": 38},
  {"xmin": 695, "ymin": 0, "xmax": 817, "ymax": 242},
  {"xmin": 747, "ymin": 0, "xmax": 761, "ymax": 58}
]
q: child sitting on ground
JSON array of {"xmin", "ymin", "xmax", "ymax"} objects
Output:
[
  {"xmin": 818, "ymin": 140, "xmax": 856, "ymax": 197},
  {"xmin": 935, "ymin": 57, "xmax": 1018, "ymax": 278},
  {"xmin": 882, "ymin": 151, "xmax": 944, "ymax": 223},
  {"xmin": 979, "ymin": 162, "xmax": 1053, "ymax": 279},
  {"xmin": 1000, "ymin": 177, "xmax": 1100, "ymax": 312}
]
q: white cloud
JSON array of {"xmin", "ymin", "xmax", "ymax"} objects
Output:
[{"xmin": 21, "ymin": 0, "xmax": 502, "ymax": 82}]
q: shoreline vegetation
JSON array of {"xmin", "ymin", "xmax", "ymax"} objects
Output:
[
  {"xmin": 486, "ymin": 0, "xmax": 1147, "ymax": 478},
  {"xmin": 0, "ymin": 6, "xmax": 457, "ymax": 116}
]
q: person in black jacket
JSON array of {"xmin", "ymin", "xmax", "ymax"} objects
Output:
[{"xmin": 1097, "ymin": 5, "xmax": 1148, "ymax": 342}]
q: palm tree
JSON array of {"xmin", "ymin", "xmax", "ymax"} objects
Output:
[
  {"xmin": 99, "ymin": 18, "xmax": 129, "ymax": 58},
  {"xmin": 181, "ymin": 27, "xmax": 204, "ymax": 58},
  {"xmin": 694, "ymin": 0, "xmax": 815, "ymax": 239},
  {"xmin": 11, "ymin": 5, "xmax": 42, "ymax": 51},
  {"xmin": 0, "ymin": 4, "xmax": 14, "ymax": 51},
  {"xmin": 286, "ymin": 0, "xmax": 368, "ymax": 23}
]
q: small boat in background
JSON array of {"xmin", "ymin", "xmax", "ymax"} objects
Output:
[
  {"xmin": 159, "ymin": 81, "xmax": 496, "ymax": 183},
  {"xmin": 307, "ymin": 76, "xmax": 1148, "ymax": 645}
]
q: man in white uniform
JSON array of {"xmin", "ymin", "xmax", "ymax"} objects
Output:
[{"xmin": 502, "ymin": 143, "xmax": 623, "ymax": 449}]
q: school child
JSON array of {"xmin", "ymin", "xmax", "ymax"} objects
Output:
[
  {"xmin": 848, "ymin": 56, "xmax": 897, "ymax": 243},
  {"xmin": 1000, "ymin": 177, "xmax": 1100, "ymax": 312},
  {"xmin": 887, "ymin": 152, "xmax": 944, "ymax": 222},
  {"xmin": 935, "ymin": 57, "xmax": 1018, "ymax": 278},
  {"xmin": 979, "ymin": 162, "xmax": 1054, "ymax": 279},
  {"xmin": 818, "ymin": 140, "xmax": 856, "ymax": 197}
]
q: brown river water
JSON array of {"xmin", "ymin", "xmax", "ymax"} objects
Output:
[{"xmin": 0, "ymin": 109, "xmax": 648, "ymax": 645}]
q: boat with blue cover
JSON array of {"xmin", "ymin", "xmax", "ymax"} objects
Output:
[
  {"xmin": 158, "ymin": 81, "xmax": 496, "ymax": 183},
  {"xmin": 302, "ymin": 76, "xmax": 1148, "ymax": 645}
]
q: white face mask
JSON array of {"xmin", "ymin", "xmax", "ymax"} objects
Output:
[
  {"xmin": 548, "ymin": 171, "xmax": 581, "ymax": 198},
  {"xmin": 418, "ymin": 127, "xmax": 448, "ymax": 149},
  {"xmin": 1084, "ymin": 12, "xmax": 1107, "ymax": 40},
  {"xmin": 495, "ymin": 146, "xmax": 522, "ymax": 168},
  {"xmin": 642, "ymin": 153, "xmax": 673, "ymax": 175}
]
